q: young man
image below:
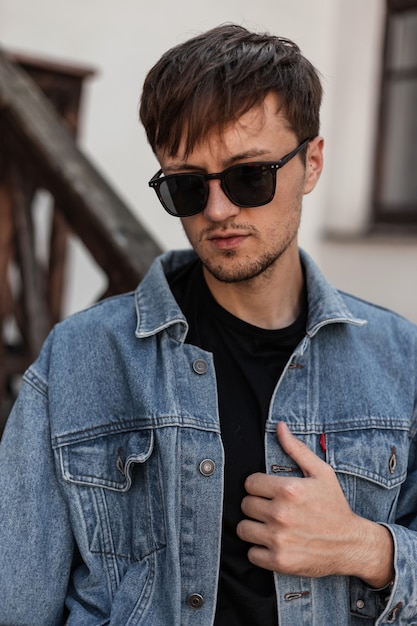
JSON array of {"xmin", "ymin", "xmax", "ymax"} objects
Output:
[{"xmin": 1, "ymin": 24, "xmax": 416, "ymax": 626}]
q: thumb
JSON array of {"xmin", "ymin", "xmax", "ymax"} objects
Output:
[{"xmin": 277, "ymin": 421, "xmax": 324, "ymax": 478}]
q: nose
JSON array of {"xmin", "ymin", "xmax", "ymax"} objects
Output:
[{"xmin": 203, "ymin": 180, "xmax": 240, "ymax": 222}]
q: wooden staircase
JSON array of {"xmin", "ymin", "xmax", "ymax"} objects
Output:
[{"xmin": 0, "ymin": 49, "xmax": 162, "ymax": 433}]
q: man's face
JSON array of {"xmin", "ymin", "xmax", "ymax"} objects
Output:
[{"xmin": 157, "ymin": 92, "xmax": 323, "ymax": 286}]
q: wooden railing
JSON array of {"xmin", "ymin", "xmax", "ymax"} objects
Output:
[{"xmin": 0, "ymin": 49, "xmax": 162, "ymax": 432}]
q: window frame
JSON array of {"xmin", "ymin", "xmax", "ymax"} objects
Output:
[{"xmin": 372, "ymin": 0, "xmax": 417, "ymax": 227}]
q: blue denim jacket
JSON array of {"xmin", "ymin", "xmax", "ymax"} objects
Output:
[{"xmin": 1, "ymin": 249, "xmax": 417, "ymax": 626}]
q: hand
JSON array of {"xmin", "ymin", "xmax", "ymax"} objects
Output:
[{"xmin": 236, "ymin": 421, "xmax": 394, "ymax": 586}]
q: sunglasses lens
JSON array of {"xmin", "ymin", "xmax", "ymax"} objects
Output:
[
  {"xmin": 159, "ymin": 175, "xmax": 207, "ymax": 217},
  {"xmin": 155, "ymin": 163, "xmax": 276, "ymax": 216},
  {"xmin": 224, "ymin": 164, "xmax": 275, "ymax": 207}
]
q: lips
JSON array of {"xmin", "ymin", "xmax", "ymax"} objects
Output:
[{"xmin": 206, "ymin": 233, "xmax": 249, "ymax": 250}]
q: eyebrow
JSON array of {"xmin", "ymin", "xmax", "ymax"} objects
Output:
[{"xmin": 163, "ymin": 149, "xmax": 272, "ymax": 174}]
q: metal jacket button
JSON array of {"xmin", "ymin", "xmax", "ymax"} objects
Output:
[
  {"xmin": 187, "ymin": 593, "xmax": 204, "ymax": 609},
  {"xmin": 193, "ymin": 359, "xmax": 208, "ymax": 374},
  {"xmin": 199, "ymin": 459, "xmax": 215, "ymax": 476}
]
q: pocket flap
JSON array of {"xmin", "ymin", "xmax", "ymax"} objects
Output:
[
  {"xmin": 60, "ymin": 429, "xmax": 154, "ymax": 491},
  {"xmin": 326, "ymin": 428, "xmax": 408, "ymax": 488}
]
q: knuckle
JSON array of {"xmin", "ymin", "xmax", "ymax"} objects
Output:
[
  {"xmin": 280, "ymin": 480, "xmax": 301, "ymax": 502},
  {"xmin": 269, "ymin": 547, "xmax": 290, "ymax": 573}
]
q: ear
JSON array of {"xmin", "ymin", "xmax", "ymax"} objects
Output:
[{"xmin": 303, "ymin": 136, "xmax": 324, "ymax": 195}]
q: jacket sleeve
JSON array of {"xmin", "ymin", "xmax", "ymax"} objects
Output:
[
  {"xmin": 0, "ymin": 349, "xmax": 74, "ymax": 626},
  {"xmin": 377, "ymin": 432, "xmax": 417, "ymax": 625}
]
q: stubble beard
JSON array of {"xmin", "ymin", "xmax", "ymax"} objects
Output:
[
  {"xmin": 185, "ymin": 193, "xmax": 303, "ymax": 285},
  {"xmin": 199, "ymin": 233, "xmax": 297, "ymax": 284}
]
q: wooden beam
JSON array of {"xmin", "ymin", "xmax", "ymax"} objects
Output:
[
  {"xmin": 10, "ymin": 164, "xmax": 51, "ymax": 355},
  {"xmin": 0, "ymin": 181, "xmax": 16, "ymax": 434},
  {"xmin": 47, "ymin": 207, "xmax": 68, "ymax": 325},
  {"xmin": 0, "ymin": 47, "xmax": 162, "ymax": 293},
  {"xmin": 0, "ymin": 182, "xmax": 14, "ymax": 319}
]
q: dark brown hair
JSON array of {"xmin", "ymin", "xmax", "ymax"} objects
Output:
[{"xmin": 140, "ymin": 24, "xmax": 322, "ymax": 157}]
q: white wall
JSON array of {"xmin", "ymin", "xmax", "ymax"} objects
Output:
[
  {"xmin": 1, "ymin": 0, "xmax": 416, "ymax": 322},
  {"xmin": 315, "ymin": 1, "xmax": 417, "ymax": 324}
]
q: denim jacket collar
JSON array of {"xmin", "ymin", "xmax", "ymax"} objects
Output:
[{"xmin": 134, "ymin": 248, "xmax": 366, "ymax": 341}]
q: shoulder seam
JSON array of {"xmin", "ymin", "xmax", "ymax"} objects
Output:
[{"xmin": 22, "ymin": 368, "xmax": 48, "ymax": 397}]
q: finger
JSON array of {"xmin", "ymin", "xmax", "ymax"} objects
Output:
[
  {"xmin": 237, "ymin": 517, "xmax": 270, "ymax": 548},
  {"xmin": 244, "ymin": 472, "xmax": 285, "ymax": 498},
  {"xmin": 246, "ymin": 544, "xmax": 280, "ymax": 573},
  {"xmin": 241, "ymin": 492, "xmax": 273, "ymax": 520},
  {"xmin": 277, "ymin": 421, "xmax": 328, "ymax": 478}
]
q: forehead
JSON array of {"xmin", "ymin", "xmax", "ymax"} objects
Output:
[{"xmin": 158, "ymin": 92, "xmax": 294, "ymax": 167}]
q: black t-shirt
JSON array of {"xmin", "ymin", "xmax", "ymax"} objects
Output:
[{"xmin": 168, "ymin": 260, "xmax": 307, "ymax": 626}]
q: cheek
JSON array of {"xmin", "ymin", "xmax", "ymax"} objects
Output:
[
  {"xmin": 275, "ymin": 166, "xmax": 306, "ymax": 204},
  {"xmin": 268, "ymin": 192, "xmax": 303, "ymax": 227}
]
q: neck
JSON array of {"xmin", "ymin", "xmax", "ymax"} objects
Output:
[{"xmin": 202, "ymin": 247, "xmax": 304, "ymax": 330}]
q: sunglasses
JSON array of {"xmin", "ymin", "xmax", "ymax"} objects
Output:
[{"xmin": 148, "ymin": 138, "xmax": 311, "ymax": 217}]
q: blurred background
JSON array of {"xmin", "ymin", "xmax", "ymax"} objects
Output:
[{"xmin": 0, "ymin": 0, "xmax": 416, "ymax": 424}]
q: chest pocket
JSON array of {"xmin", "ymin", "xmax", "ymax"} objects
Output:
[
  {"xmin": 326, "ymin": 426, "xmax": 409, "ymax": 522},
  {"xmin": 58, "ymin": 428, "xmax": 165, "ymax": 562},
  {"xmin": 60, "ymin": 429, "xmax": 154, "ymax": 491}
]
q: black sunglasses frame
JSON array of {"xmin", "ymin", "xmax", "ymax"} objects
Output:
[{"xmin": 148, "ymin": 137, "xmax": 311, "ymax": 217}]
